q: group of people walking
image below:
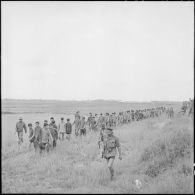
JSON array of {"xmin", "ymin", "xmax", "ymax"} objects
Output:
[
  {"xmin": 73, "ymin": 107, "xmax": 167, "ymax": 134},
  {"xmin": 15, "ymin": 106, "xmax": 172, "ymax": 180},
  {"xmin": 15, "ymin": 106, "xmax": 168, "ymax": 153},
  {"xmin": 166, "ymin": 107, "xmax": 174, "ymax": 118},
  {"xmin": 15, "ymin": 117, "xmax": 72, "ymax": 153}
]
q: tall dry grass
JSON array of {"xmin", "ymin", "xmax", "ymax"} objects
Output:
[{"xmin": 2, "ymin": 114, "xmax": 194, "ymax": 193}]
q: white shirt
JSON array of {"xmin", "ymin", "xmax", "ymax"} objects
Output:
[{"xmin": 58, "ymin": 121, "xmax": 66, "ymax": 133}]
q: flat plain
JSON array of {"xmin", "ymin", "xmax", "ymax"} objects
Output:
[{"xmin": 1, "ymin": 99, "xmax": 194, "ymax": 193}]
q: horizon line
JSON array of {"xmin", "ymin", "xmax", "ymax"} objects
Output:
[{"xmin": 1, "ymin": 98, "xmax": 185, "ymax": 102}]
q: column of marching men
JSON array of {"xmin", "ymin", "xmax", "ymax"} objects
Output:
[
  {"xmin": 14, "ymin": 102, "xmax": 194, "ymax": 181},
  {"xmin": 15, "ymin": 106, "xmax": 168, "ymax": 154}
]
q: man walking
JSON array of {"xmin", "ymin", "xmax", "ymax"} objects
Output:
[
  {"xmin": 97, "ymin": 113, "xmax": 104, "ymax": 128},
  {"xmin": 73, "ymin": 116, "xmax": 81, "ymax": 136},
  {"xmin": 49, "ymin": 117, "xmax": 58, "ymax": 148},
  {"xmin": 102, "ymin": 128, "xmax": 122, "ymax": 180},
  {"xmin": 98, "ymin": 124, "xmax": 106, "ymax": 158},
  {"xmin": 91, "ymin": 116, "xmax": 98, "ymax": 131},
  {"xmin": 28, "ymin": 123, "xmax": 35, "ymax": 150},
  {"xmin": 15, "ymin": 117, "xmax": 27, "ymax": 151},
  {"xmin": 87, "ymin": 113, "xmax": 93, "ymax": 131},
  {"xmin": 34, "ymin": 121, "xmax": 42, "ymax": 152},
  {"xmin": 65, "ymin": 118, "xmax": 72, "ymax": 140},
  {"xmin": 188, "ymin": 99, "xmax": 194, "ymax": 117},
  {"xmin": 80, "ymin": 117, "xmax": 87, "ymax": 136},
  {"xmin": 39, "ymin": 123, "xmax": 53, "ymax": 155},
  {"xmin": 105, "ymin": 113, "xmax": 110, "ymax": 127},
  {"xmin": 58, "ymin": 117, "xmax": 66, "ymax": 141}
]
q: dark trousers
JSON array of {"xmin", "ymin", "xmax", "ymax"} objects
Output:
[
  {"xmin": 39, "ymin": 143, "xmax": 49, "ymax": 154},
  {"xmin": 80, "ymin": 128, "xmax": 86, "ymax": 136},
  {"xmin": 53, "ymin": 140, "xmax": 57, "ymax": 148}
]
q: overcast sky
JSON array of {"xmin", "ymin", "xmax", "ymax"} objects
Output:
[{"xmin": 1, "ymin": 1, "xmax": 194, "ymax": 101}]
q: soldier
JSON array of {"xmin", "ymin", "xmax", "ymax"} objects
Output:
[
  {"xmin": 102, "ymin": 128, "xmax": 122, "ymax": 180},
  {"xmin": 73, "ymin": 116, "xmax": 81, "ymax": 136},
  {"xmin": 167, "ymin": 108, "xmax": 172, "ymax": 119},
  {"xmin": 134, "ymin": 110, "xmax": 138, "ymax": 121},
  {"xmin": 116, "ymin": 113, "xmax": 119, "ymax": 125},
  {"xmin": 151, "ymin": 109, "xmax": 155, "ymax": 118},
  {"xmin": 127, "ymin": 111, "xmax": 131, "ymax": 123},
  {"xmin": 131, "ymin": 110, "xmax": 135, "ymax": 121},
  {"xmin": 80, "ymin": 117, "xmax": 87, "ymax": 136},
  {"xmin": 39, "ymin": 123, "xmax": 53, "ymax": 155},
  {"xmin": 58, "ymin": 117, "xmax": 66, "ymax": 141},
  {"xmin": 34, "ymin": 121, "xmax": 42, "ymax": 152},
  {"xmin": 95, "ymin": 114, "xmax": 99, "ymax": 124},
  {"xmin": 123, "ymin": 111, "xmax": 128, "ymax": 124},
  {"xmin": 112, "ymin": 112, "xmax": 117, "ymax": 126},
  {"xmin": 166, "ymin": 108, "xmax": 169, "ymax": 118},
  {"xmin": 139, "ymin": 111, "xmax": 144, "ymax": 120},
  {"xmin": 105, "ymin": 113, "xmax": 110, "ymax": 127},
  {"xmin": 49, "ymin": 117, "xmax": 58, "ymax": 148},
  {"xmin": 109, "ymin": 114, "xmax": 114, "ymax": 127},
  {"xmin": 87, "ymin": 113, "xmax": 93, "ymax": 131},
  {"xmin": 99, "ymin": 124, "xmax": 106, "ymax": 142},
  {"xmin": 98, "ymin": 124, "xmax": 106, "ymax": 158},
  {"xmin": 65, "ymin": 118, "xmax": 72, "ymax": 140},
  {"xmin": 120, "ymin": 112, "xmax": 123, "ymax": 124},
  {"xmin": 180, "ymin": 102, "xmax": 186, "ymax": 115},
  {"xmin": 155, "ymin": 109, "xmax": 158, "ymax": 117},
  {"xmin": 28, "ymin": 123, "xmax": 35, "ymax": 150},
  {"xmin": 188, "ymin": 99, "xmax": 194, "ymax": 117},
  {"xmin": 97, "ymin": 113, "xmax": 104, "ymax": 128},
  {"xmin": 91, "ymin": 116, "xmax": 98, "ymax": 131},
  {"xmin": 170, "ymin": 107, "xmax": 174, "ymax": 118},
  {"xmin": 15, "ymin": 117, "xmax": 27, "ymax": 151}
]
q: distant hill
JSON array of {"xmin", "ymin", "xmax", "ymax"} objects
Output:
[{"xmin": 1, "ymin": 99, "xmax": 182, "ymax": 114}]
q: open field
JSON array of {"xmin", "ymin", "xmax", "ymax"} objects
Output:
[
  {"xmin": 1, "ymin": 100, "xmax": 193, "ymax": 193},
  {"xmin": 2, "ymin": 99, "xmax": 182, "ymax": 114}
]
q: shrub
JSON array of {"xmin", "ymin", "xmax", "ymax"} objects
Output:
[
  {"xmin": 140, "ymin": 128, "xmax": 193, "ymax": 178},
  {"xmin": 166, "ymin": 129, "xmax": 192, "ymax": 164},
  {"xmin": 140, "ymin": 139, "xmax": 166, "ymax": 162},
  {"xmin": 145, "ymin": 163, "xmax": 160, "ymax": 178}
]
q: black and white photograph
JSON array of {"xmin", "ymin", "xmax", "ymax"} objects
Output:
[{"xmin": 1, "ymin": 1, "xmax": 194, "ymax": 194}]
